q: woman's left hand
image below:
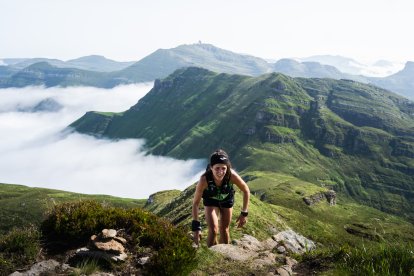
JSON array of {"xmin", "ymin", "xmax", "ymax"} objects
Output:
[{"xmin": 236, "ymin": 215, "xmax": 247, "ymax": 228}]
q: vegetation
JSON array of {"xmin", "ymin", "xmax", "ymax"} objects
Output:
[
  {"xmin": 41, "ymin": 200, "xmax": 196, "ymax": 275},
  {"xmin": 0, "ymin": 226, "xmax": 41, "ymax": 275},
  {"xmin": 299, "ymin": 242, "xmax": 414, "ymax": 275},
  {"xmin": 0, "ymin": 183, "xmax": 145, "ymax": 235}
]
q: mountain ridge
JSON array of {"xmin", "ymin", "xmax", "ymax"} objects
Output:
[
  {"xmin": 2, "ymin": 43, "xmax": 412, "ymax": 99},
  {"xmin": 70, "ymin": 67, "xmax": 414, "ymax": 222}
]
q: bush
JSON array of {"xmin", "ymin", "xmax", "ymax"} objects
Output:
[
  {"xmin": 41, "ymin": 200, "xmax": 196, "ymax": 275},
  {"xmin": 0, "ymin": 226, "xmax": 41, "ymax": 275}
]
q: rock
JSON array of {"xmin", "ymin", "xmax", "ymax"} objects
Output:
[
  {"xmin": 233, "ymin": 234, "xmax": 263, "ymax": 251},
  {"xmin": 252, "ymin": 251, "xmax": 277, "ymax": 268},
  {"xmin": 75, "ymin": 247, "xmax": 127, "ymax": 262},
  {"xmin": 114, "ymin": 236, "xmax": 127, "ymax": 245},
  {"xmin": 102, "ymin": 228, "xmax": 117, "ymax": 238},
  {"xmin": 10, "ymin": 259, "xmax": 60, "ymax": 276},
  {"xmin": 277, "ymin": 245, "xmax": 286, "ymax": 254},
  {"xmin": 273, "ymin": 230, "xmax": 316, "ymax": 254},
  {"xmin": 138, "ymin": 256, "xmax": 150, "ymax": 265},
  {"xmin": 209, "ymin": 244, "xmax": 258, "ymax": 261},
  {"xmin": 261, "ymin": 237, "xmax": 278, "ymax": 251},
  {"xmin": 285, "ymin": 256, "xmax": 298, "ymax": 267},
  {"xmin": 325, "ymin": 190, "xmax": 337, "ymax": 206},
  {"xmin": 92, "ymin": 239, "xmax": 125, "ymax": 253},
  {"xmin": 276, "ymin": 265, "xmax": 293, "ymax": 276}
]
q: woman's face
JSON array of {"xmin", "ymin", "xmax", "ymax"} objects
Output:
[{"xmin": 211, "ymin": 164, "xmax": 228, "ymax": 181}]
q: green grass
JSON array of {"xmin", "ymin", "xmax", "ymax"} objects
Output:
[{"xmin": 0, "ymin": 183, "xmax": 146, "ymax": 235}]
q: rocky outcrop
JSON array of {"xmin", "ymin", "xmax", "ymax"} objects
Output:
[
  {"xmin": 303, "ymin": 190, "xmax": 336, "ymax": 206},
  {"xmin": 209, "ymin": 231, "xmax": 315, "ymax": 275}
]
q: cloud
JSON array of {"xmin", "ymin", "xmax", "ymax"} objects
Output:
[{"xmin": 0, "ymin": 85, "xmax": 205, "ymax": 199}]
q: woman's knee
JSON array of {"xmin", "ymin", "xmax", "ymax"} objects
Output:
[{"xmin": 209, "ymin": 225, "xmax": 219, "ymax": 235}]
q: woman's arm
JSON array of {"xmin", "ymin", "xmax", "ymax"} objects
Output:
[
  {"xmin": 192, "ymin": 176, "xmax": 206, "ymax": 221},
  {"xmin": 231, "ymin": 169, "xmax": 250, "ymax": 227},
  {"xmin": 192, "ymin": 176, "xmax": 206, "ymax": 245}
]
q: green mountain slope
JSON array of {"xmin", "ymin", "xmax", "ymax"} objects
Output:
[
  {"xmin": 0, "ymin": 183, "xmax": 145, "ymax": 235},
  {"xmin": 71, "ymin": 67, "xmax": 414, "ymax": 222},
  {"xmin": 144, "ymin": 176, "xmax": 414, "ymax": 246}
]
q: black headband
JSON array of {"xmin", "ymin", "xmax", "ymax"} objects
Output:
[{"xmin": 210, "ymin": 154, "xmax": 229, "ymax": 167}]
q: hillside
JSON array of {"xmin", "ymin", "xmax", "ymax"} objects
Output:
[
  {"xmin": 71, "ymin": 67, "xmax": 414, "ymax": 222},
  {"xmin": 0, "ymin": 183, "xmax": 145, "ymax": 235}
]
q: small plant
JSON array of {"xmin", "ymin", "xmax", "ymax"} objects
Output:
[
  {"xmin": 69, "ymin": 258, "xmax": 100, "ymax": 276},
  {"xmin": 0, "ymin": 225, "xmax": 41, "ymax": 275}
]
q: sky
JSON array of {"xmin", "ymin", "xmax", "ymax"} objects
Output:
[
  {"xmin": 0, "ymin": 85, "xmax": 205, "ymax": 198},
  {"xmin": 1, "ymin": 0, "xmax": 413, "ymax": 63}
]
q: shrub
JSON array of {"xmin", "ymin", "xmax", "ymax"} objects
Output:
[
  {"xmin": 0, "ymin": 226, "xmax": 41, "ymax": 275},
  {"xmin": 41, "ymin": 200, "xmax": 196, "ymax": 275}
]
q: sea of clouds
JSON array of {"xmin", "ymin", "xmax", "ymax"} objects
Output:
[{"xmin": 0, "ymin": 84, "xmax": 205, "ymax": 199}]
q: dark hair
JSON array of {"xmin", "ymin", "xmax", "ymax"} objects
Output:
[{"xmin": 203, "ymin": 149, "xmax": 232, "ymax": 181}]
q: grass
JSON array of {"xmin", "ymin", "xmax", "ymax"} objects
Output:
[
  {"xmin": 0, "ymin": 183, "xmax": 146, "ymax": 235},
  {"xmin": 299, "ymin": 242, "xmax": 414, "ymax": 276}
]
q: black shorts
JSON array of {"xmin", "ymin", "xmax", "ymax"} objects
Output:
[{"xmin": 203, "ymin": 197, "xmax": 234, "ymax": 208}]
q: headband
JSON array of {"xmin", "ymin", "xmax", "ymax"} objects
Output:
[{"xmin": 210, "ymin": 154, "xmax": 229, "ymax": 167}]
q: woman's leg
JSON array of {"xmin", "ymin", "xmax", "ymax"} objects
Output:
[
  {"xmin": 204, "ymin": 206, "xmax": 220, "ymax": 247},
  {"xmin": 219, "ymin": 207, "xmax": 233, "ymax": 244}
]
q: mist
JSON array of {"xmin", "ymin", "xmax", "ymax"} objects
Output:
[{"xmin": 0, "ymin": 84, "xmax": 205, "ymax": 199}]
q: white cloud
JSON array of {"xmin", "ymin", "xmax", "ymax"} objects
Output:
[{"xmin": 0, "ymin": 85, "xmax": 205, "ymax": 199}]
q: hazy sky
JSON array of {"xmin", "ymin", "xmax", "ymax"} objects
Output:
[
  {"xmin": 1, "ymin": 0, "xmax": 413, "ymax": 63},
  {"xmin": 0, "ymin": 85, "xmax": 204, "ymax": 198}
]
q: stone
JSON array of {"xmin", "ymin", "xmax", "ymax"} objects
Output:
[
  {"xmin": 273, "ymin": 230, "xmax": 316, "ymax": 254},
  {"xmin": 277, "ymin": 245, "xmax": 286, "ymax": 254},
  {"xmin": 102, "ymin": 228, "xmax": 117, "ymax": 238},
  {"xmin": 209, "ymin": 244, "xmax": 258, "ymax": 261},
  {"xmin": 113, "ymin": 236, "xmax": 127, "ymax": 245},
  {"xmin": 92, "ymin": 239, "xmax": 125, "ymax": 253},
  {"xmin": 261, "ymin": 237, "xmax": 278, "ymax": 251},
  {"xmin": 10, "ymin": 259, "xmax": 60, "ymax": 276},
  {"xmin": 235, "ymin": 234, "xmax": 263, "ymax": 251},
  {"xmin": 285, "ymin": 256, "xmax": 298, "ymax": 267},
  {"xmin": 276, "ymin": 265, "xmax": 292, "ymax": 276}
]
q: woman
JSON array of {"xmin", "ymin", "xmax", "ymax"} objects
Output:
[{"xmin": 192, "ymin": 149, "xmax": 250, "ymax": 247}]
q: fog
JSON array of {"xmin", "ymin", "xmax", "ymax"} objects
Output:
[{"xmin": 0, "ymin": 84, "xmax": 204, "ymax": 199}]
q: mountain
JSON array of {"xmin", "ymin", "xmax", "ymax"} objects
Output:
[
  {"xmin": 0, "ymin": 62, "xmax": 123, "ymax": 88},
  {"xmin": 1, "ymin": 44, "xmax": 414, "ymax": 100},
  {"xmin": 0, "ymin": 44, "xmax": 361, "ymax": 88},
  {"xmin": 65, "ymin": 55, "xmax": 135, "ymax": 72},
  {"xmin": 272, "ymin": 58, "xmax": 367, "ymax": 82},
  {"xmin": 71, "ymin": 67, "xmax": 414, "ymax": 222},
  {"xmin": 1, "ymin": 56, "xmax": 134, "ymax": 72},
  {"xmin": 114, "ymin": 43, "xmax": 272, "ymax": 82},
  {"xmin": 299, "ymin": 55, "xmax": 404, "ymax": 77},
  {"xmin": 369, "ymin": 61, "xmax": 414, "ymax": 100}
]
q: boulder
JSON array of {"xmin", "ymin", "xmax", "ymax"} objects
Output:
[{"xmin": 273, "ymin": 230, "xmax": 316, "ymax": 254}]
